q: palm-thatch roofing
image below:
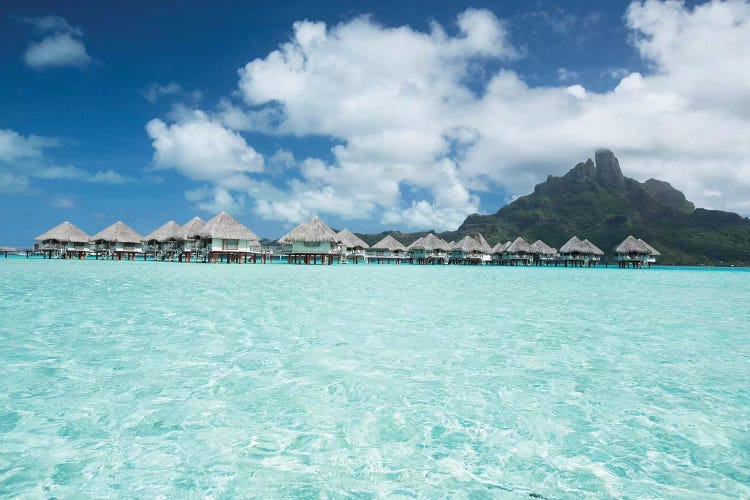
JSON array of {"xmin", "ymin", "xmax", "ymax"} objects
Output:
[
  {"xmin": 35, "ymin": 221, "xmax": 90, "ymax": 243},
  {"xmin": 505, "ymin": 237, "xmax": 534, "ymax": 254},
  {"xmin": 582, "ymin": 239, "xmax": 605, "ymax": 256},
  {"xmin": 530, "ymin": 239, "xmax": 557, "ymax": 255},
  {"xmin": 409, "ymin": 233, "xmax": 451, "ymax": 252},
  {"xmin": 474, "ymin": 233, "xmax": 492, "ymax": 253},
  {"xmin": 198, "ymin": 212, "xmax": 259, "ymax": 241},
  {"xmin": 559, "ymin": 236, "xmax": 592, "ymax": 255},
  {"xmin": 491, "ymin": 241, "xmax": 509, "ymax": 254},
  {"xmin": 638, "ymin": 238, "xmax": 661, "ymax": 256},
  {"xmin": 406, "ymin": 236, "xmax": 424, "ymax": 251},
  {"xmin": 143, "ymin": 220, "xmax": 182, "ymax": 243},
  {"xmin": 452, "ymin": 235, "xmax": 482, "ymax": 253},
  {"xmin": 179, "ymin": 217, "xmax": 206, "ymax": 240},
  {"xmin": 91, "ymin": 221, "xmax": 143, "ymax": 243},
  {"xmin": 614, "ymin": 235, "xmax": 657, "ymax": 255},
  {"xmin": 371, "ymin": 235, "xmax": 407, "ymax": 252},
  {"xmin": 614, "ymin": 235, "xmax": 647, "ymax": 254},
  {"xmin": 337, "ymin": 229, "xmax": 369, "ymax": 249},
  {"xmin": 279, "ymin": 216, "xmax": 338, "ymax": 243}
]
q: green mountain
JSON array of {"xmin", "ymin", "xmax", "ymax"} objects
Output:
[{"xmin": 357, "ymin": 150, "xmax": 750, "ymax": 265}]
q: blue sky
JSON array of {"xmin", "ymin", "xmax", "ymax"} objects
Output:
[{"xmin": 1, "ymin": 0, "xmax": 748, "ymax": 244}]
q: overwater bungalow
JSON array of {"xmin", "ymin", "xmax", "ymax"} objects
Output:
[
  {"xmin": 502, "ymin": 237, "xmax": 534, "ymax": 265},
  {"xmin": 530, "ymin": 240, "xmax": 557, "ymax": 265},
  {"xmin": 559, "ymin": 236, "xmax": 600, "ymax": 267},
  {"xmin": 34, "ymin": 221, "xmax": 90, "ymax": 259},
  {"xmin": 614, "ymin": 235, "xmax": 660, "ymax": 268},
  {"xmin": 336, "ymin": 229, "xmax": 369, "ymax": 264},
  {"xmin": 474, "ymin": 233, "xmax": 493, "ymax": 264},
  {"xmin": 490, "ymin": 241, "xmax": 509, "ymax": 265},
  {"xmin": 142, "ymin": 220, "xmax": 182, "ymax": 260},
  {"xmin": 197, "ymin": 212, "xmax": 261, "ymax": 263},
  {"xmin": 90, "ymin": 221, "xmax": 144, "ymax": 260},
  {"xmin": 175, "ymin": 216, "xmax": 205, "ymax": 262},
  {"xmin": 368, "ymin": 235, "xmax": 408, "ymax": 263},
  {"xmin": 449, "ymin": 236, "xmax": 485, "ymax": 265},
  {"xmin": 582, "ymin": 239, "xmax": 604, "ymax": 265},
  {"xmin": 279, "ymin": 216, "xmax": 340, "ymax": 264},
  {"xmin": 409, "ymin": 233, "xmax": 451, "ymax": 264}
]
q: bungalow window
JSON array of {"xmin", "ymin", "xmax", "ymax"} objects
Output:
[
  {"xmin": 303, "ymin": 241, "xmax": 321, "ymax": 248},
  {"xmin": 123, "ymin": 242, "xmax": 135, "ymax": 250},
  {"xmin": 223, "ymin": 239, "xmax": 239, "ymax": 250}
]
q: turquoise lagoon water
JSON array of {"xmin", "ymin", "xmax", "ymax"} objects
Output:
[{"xmin": 0, "ymin": 259, "xmax": 748, "ymax": 498}]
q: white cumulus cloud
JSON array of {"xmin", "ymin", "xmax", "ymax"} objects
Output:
[
  {"xmin": 147, "ymin": 1, "xmax": 750, "ymax": 230},
  {"xmin": 23, "ymin": 16, "xmax": 91, "ymax": 69}
]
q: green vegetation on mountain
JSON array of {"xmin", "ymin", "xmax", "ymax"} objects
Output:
[{"xmin": 356, "ymin": 150, "xmax": 750, "ymax": 265}]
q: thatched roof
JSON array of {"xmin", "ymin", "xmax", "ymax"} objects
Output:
[
  {"xmin": 474, "ymin": 233, "xmax": 492, "ymax": 253},
  {"xmin": 337, "ymin": 229, "xmax": 369, "ymax": 249},
  {"xmin": 639, "ymin": 238, "xmax": 661, "ymax": 256},
  {"xmin": 559, "ymin": 236, "xmax": 592, "ymax": 254},
  {"xmin": 279, "ymin": 216, "xmax": 338, "ymax": 243},
  {"xmin": 409, "ymin": 233, "xmax": 451, "ymax": 251},
  {"xmin": 91, "ymin": 221, "xmax": 143, "ymax": 243},
  {"xmin": 452, "ymin": 235, "xmax": 482, "ymax": 253},
  {"xmin": 491, "ymin": 241, "xmax": 508, "ymax": 254},
  {"xmin": 179, "ymin": 217, "xmax": 206, "ymax": 239},
  {"xmin": 506, "ymin": 237, "xmax": 534, "ymax": 254},
  {"xmin": 614, "ymin": 235, "xmax": 657, "ymax": 255},
  {"xmin": 35, "ymin": 221, "xmax": 90, "ymax": 243},
  {"xmin": 530, "ymin": 239, "xmax": 556, "ymax": 255},
  {"xmin": 582, "ymin": 239, "xmax": 605, "ymax": 256},
  {"xmin": 371, "ymin": 235, "xmax": 406, "ymax": 252},
  {"xmin": 406, "ymin": 236, "xmax": 424, "ymax": 251},
  {"xmin": 199, "ymin": 212, "xmax": 259, "ymax": 241},
  {"xmin": 143, "ymin": 220, "xmax": 182, "ymax": 243},
  {"xmin": 615, "ymin": 235, "xmax": 646, "ymax": 254}
]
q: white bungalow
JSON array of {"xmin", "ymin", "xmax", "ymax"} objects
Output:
[
  {"xmin": 336, "ymin": 229, "xmax": 369, "ymax": 264},
  {"xmin": 34, "ymin": 221, "xmax": 90, "ymax": 259},
  {"xmin": 409, "ymin": 233, "xmax": 451, "ymax": 264},
  {"xmin": 368, "ymin": 235, "xmax": 408, "ymax": 263},
  {"xmin": 559, "ymin": 236, "xmax": 601, "ymax": 267},
  {"xmin": 175, "ymin": 216, "xmax": 205, "ymax": 262},
  {"xmin": 614, "ymin": 235, "xmax": 660, "ymax": 268},
  {"xmin": 90, "ymin": 221, "xmax": 144, "ymax": 260},
  {"xmin": 197, "ymin": 212, "xmax": 261, "ymax": 263},
  {"xmin": 502, "ymin": 237, "xmax": 534, "ymax": 265},
  {"xmin": 142, "ymin": 220, "xmax": 182, "ymax": 260},
  {"xmin": 450, "ymin": 236, "xmax": 485, "ymax": 265},
  {"xmin": 279, "ymin": 216, "xmax": 340, "ymax": 264}
]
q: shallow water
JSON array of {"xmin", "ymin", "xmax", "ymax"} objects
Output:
[{"xmin": 0, "ymin": 260, "xmax": 749, "ymax": 498}]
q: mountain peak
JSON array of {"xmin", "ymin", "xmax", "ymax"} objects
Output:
[{"xmin": 594, "ymin": 148, "xmax": 625, "ymax": 189}]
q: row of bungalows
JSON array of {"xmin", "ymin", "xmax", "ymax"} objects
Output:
[
  {"xmin": 142, "ymin": 212, "xmax": 261, "ymax": 263},
  {"xmin": 32, "ymin": 215, "xmax": 661, "ymax": 267}
]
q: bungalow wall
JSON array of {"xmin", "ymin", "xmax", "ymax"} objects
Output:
[
  {"xmin": 206, "ymin": 238, "xmax": 259, "ymax": 253},
  {"xmin": 284, "ymin": 241, "xmax": 334, "ymax": 254}
]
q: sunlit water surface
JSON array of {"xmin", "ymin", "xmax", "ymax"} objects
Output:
[{"xmin": 0, "ymin": 260, "xmax": 749, "ymax": 498}]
